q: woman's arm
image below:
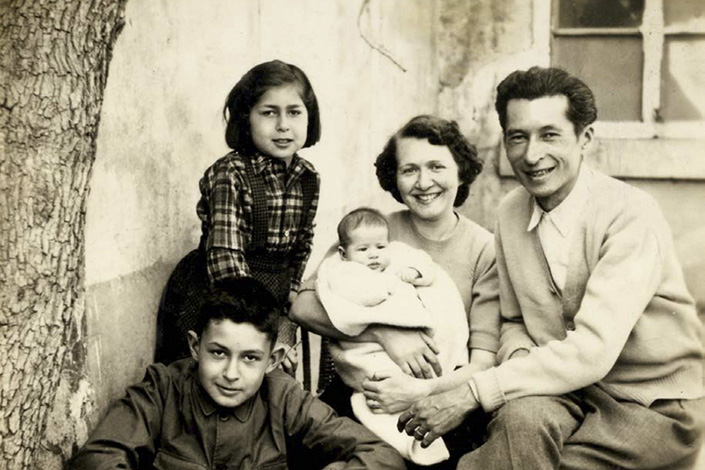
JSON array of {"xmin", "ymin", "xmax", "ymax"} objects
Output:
[{"xmin": 290, "ymin": 281, "xmax": 442, "ymax": 379}]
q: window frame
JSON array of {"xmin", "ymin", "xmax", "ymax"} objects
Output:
[{"xmin": 497, "ymin": 0, "xmax": 705, "ymax": 180}]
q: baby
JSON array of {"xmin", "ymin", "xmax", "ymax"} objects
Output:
[
  {"xmin": 316, "ymin": 208, "xmax": 469, "ymax": 465},
  {"xmin": 327, "ymin": 207, "xmax": 435, "ymax": 311}
]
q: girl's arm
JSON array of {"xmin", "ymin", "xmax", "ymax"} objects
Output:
[{"xmin": 203, "ymin": 160, "xmax": 251, "ymax": 283}]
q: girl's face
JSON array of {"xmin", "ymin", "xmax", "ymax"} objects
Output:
[
  {"xmin": 249, "ymin": 84, "xmax": 308, "ymax": 166},
  {"xmin": 395, "ymin": 137, "xmax": 460, "ymax": 222}
]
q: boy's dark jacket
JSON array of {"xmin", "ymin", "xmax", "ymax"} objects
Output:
[{"xmin": 67, "ymin": 358, "xmax": 405, "ymax": 469}]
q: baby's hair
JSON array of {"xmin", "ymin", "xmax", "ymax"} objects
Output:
[
  {"xmin": 194, "ymin": 278, "xmax": 280, "ymax": 345},
  {"xmin": 337, "ymin": 207, "xmax": 389, "ymax": 248},
  {"xmin": 223, "ymin": 60, "xmax": 321, "ymax": 154}
]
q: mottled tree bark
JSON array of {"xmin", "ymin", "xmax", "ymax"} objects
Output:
[{"xmin": 0, "ymin": 0, "xmax": 127, "ymax": 468}]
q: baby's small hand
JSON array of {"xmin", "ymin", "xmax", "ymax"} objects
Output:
[{"xmin": 400, "ymin": 267, "xmax": 422, "ymax": 284}]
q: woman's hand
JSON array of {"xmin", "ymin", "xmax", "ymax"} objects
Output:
[
  {"xmin": 397, "ymin": 384, "xmax": 479, "ymax": 448},
  {"xmin": 362, "ymin": 370, "xmax": 433, "ymax": 414},
  {"xmin": 368, "ymin": 326, "xmax": 442, "ymax": 379}
]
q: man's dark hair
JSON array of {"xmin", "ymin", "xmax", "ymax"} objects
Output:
[
  {"xmin": 495, "ymin": 66, "xmax": 597, "ymax": 134},
  {"xmin": 337, "ymin": 207, "xmax": 389, "ymax": 248},
  {"xmin": 195, "ymin": 278, "xmax": 280, "ymax": 345},
  {"xmin": 375, "ymin": 115, "xmax": 483, "ymax": 207}
]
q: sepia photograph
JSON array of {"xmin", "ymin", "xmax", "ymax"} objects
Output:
[{"xmin": 1, "ymin": 0, "xmax": 704, "ymax": 469}]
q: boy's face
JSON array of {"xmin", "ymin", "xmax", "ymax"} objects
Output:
[
  {"xmin": 188, "ymin": 319, "xmax": 282, "ymax": 409},
  {"xmin": 339, "ymin": 225, "xmax": 391, "ymax": 272}
]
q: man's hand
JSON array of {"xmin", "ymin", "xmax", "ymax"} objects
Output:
[
  {"xmin": 362, "ymin": 370, "xmax": 433, "ymax": 414},
  {"xmin": 397, "ymin": 384, "xmax": 479, "ymax": 448},
  {"xmin": 369, "ymin": 326, "xmax": 442, "ymax": 379}
]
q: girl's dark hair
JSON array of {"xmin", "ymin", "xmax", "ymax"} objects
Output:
[
  {"xmin": 337, "ymin": 207, "xmax": 389, "ymax": 248},
  {"xmin": 374, "ymin": 115, "xmax": 483, "ymax": 207},
  {"xmin": 495, "ymin": 66, "xmax": 597, "ymax": 135},
  {"xmin": 223, "ymin": 60, "xmax": 321, "ymax": 154},
  {"xmin": 195, "ymin": 278, "xmax": 280, "ymax": 345}
]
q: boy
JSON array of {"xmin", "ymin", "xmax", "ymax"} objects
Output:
[
  {"xmin": 316, "ymin": 208, "xmax": 469, "ymax": 465},
  {"xmin": 68, "ymin": 278, "xmax": 405, "ymax": 470}
]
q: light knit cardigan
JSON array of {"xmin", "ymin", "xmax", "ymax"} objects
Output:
[{"xmin": 472, "ymin": 167, "xmax": 704, "ymax": 412}]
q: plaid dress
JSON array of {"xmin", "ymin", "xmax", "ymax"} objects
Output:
[{"xmin": 155, "ymin": 152, "xmax": 319, "ymax": 364}]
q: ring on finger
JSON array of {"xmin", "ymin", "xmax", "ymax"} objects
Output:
[{"xmin": 414, "ymin": 426, "xmax": 426, "ymax": 438}]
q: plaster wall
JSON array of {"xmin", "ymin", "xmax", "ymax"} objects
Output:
[
  {"xmin": 83, "ymin": 0, "xmax": 705, "ymax": 428},
  {"xmin": 84, "ymin": 0, "xmax": 438, "ymax": 417}
]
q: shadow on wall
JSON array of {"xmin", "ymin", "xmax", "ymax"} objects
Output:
[{"xmin": 84, "ymin": 261, "xmax": 174, "ymax": 423}]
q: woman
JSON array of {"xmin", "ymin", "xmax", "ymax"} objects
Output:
[{"xmin": 291, "ymin": 115, "xmax": 499, "ymax": 467}]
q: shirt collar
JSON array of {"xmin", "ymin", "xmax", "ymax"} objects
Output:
[
  {"xmin": 251, "ymin": 153, "xmax": 316, "ymax": 176},
  {"xmin": 527, "ymin": 166, "xmax": 591, "ymax": 235},
  {"xmin": 191, "ymin": 366, "xmax": 258, "ymax": 422}
]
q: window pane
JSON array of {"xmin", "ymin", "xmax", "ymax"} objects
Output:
[
  {"xmin": 557, "ymin": 0, "xmax": 644, "ymax": 28},
  {"xmin": 553, "ymin": 36, "xmax": 642, "ymax": 121},
  {"xmin": 664, "ymin": 0, "xmax": 705, "ymax": 28},
  {"xmin": 660, "ymin": 38, "xmax": 705, "ymax": 120}
]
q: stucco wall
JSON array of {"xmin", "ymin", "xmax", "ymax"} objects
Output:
[
  {"xmin": 84, "ymin": 0, "xmax": 439, "ymax": 418},
  {"xmin": 84, "ymin": 0, "xmax": 704, "ymax": 428}
]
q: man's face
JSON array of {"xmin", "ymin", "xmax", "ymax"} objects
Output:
[
  {"xmin": 189, "ymin": 319, "xmax": 278, "ymax": 409},
  {"xmin": 504, "ymin": 95, "xmax": 593, "ymax": 211}
]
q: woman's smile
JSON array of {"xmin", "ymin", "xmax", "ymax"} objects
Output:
[
  {"xmin": 412, "ymin": 192, "xmax": 443, "ymax": 204},
  {"xmin": 395, "ymin": 137, "xmax": 460, "ymax": 223}
]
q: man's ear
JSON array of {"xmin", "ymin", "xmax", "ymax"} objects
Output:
[
  {"xmin": 266, "ymin": 345, "xmax": 286, "ymax": 373},
  {"xmin": 187, "ymin": 331, "xmax": 200, "ymax": 361},
  {"xmin": 580, "ymin": 125, "xmax": 594, "ymax": 150},
  {"xmin": 338, "ymin": 246, "xmax": 347, "ymax": 260}
]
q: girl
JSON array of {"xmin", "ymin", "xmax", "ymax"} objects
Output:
[{"xmin": 156, "ymin": 60, "xmax": 321, "ymax": 370}]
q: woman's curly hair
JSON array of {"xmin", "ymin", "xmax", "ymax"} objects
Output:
[{"xmin": 375, "ymin": 115, "xmax": 483, "ymax": 207}]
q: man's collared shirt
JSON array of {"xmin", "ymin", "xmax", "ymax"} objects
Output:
[{"xmin": 527, "ymin": 167, "xmax": 590, "ymax": 291}]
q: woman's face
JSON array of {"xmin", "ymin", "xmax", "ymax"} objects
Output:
[{"xmin": 395, "ymin": 137, "xmax": 460, "ymax": 222}]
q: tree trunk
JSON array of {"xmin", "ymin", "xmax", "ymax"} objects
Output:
[{"xmin": 0, "ymin": 0, "xmax": 128, "ymax": 468}]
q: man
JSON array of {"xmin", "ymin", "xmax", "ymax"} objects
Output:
[{"xmin": 399, "ymin": 66, "xmax": 705, "ymax": 469}]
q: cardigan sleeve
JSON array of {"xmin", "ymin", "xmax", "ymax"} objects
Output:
[{"xmin": 473, "ymin": 196, "xmax": 665, "ymax": 411}]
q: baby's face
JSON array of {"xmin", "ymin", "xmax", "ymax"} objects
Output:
[{"xmin": 341, "ymin": 225, "xmax": 391, "ymax": 272}]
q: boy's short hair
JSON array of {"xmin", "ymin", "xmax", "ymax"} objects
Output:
[
  {"xmin": 195, "ymin": 278, "xmax": 280, "ymax": 345},
  {"xmin": 223, "ymin": 60, "xmax": 321, "ymax": 154},
  {"xmin": 495, "ymin": 66, "xmax": 597, "ymax": 135},
  {"xmin": 374, "ymin": 115, "xmax": 483, "ymax": 207},
  {"xmin": 337, "ymin": 207, "xmax": 389, "ymax": 248}
]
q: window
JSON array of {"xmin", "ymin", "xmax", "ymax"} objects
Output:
[{"xmin": 552, "ymin": 0, "xmax": 705, "ymax": 139}]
